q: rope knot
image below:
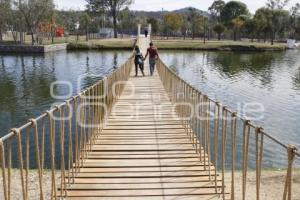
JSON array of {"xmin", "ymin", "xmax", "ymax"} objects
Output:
[
  {"xmin": 65, "ymin": 99, "xmax": 71, "ymax": 105},
  {"xmin": 29, "ymin": 118, "xmax": 37, "ymax": 127},
  {"xmin": 245, "ymin": 119, "xmax": 251, "ymax": 125},
  {"xmin": 45, "ymin": 110, "xmax": 52, "ymax": 117},
  {"xmin": 11, "ymin": 128, "xmax": 21, "ymax": 137},
  {"xmin": 255, "ymin": 127, "xmax": 264, "ymax": 135},
  {"xmin": 288, "ymin": 145, "xmax": 298, "ymax": 154},
  {"xmin": 54, "ymin": 105, "xmax": 60, "ymax": 111},
  {"xmin": 232, "ymin": 112, "xmax": 237, "ymax": 117}
]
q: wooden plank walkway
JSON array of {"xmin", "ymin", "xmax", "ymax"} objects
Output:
[{"xmin": 64, "ymin": 37, "xmax": 222, "ymax": 199}]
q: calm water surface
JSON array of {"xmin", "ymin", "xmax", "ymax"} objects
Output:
[
  {"xmin": 0, "ymin": 50, "xmax": 130, "ymax": 136},
  {"xmin": 160, "ymin": 50, "xmax": 300, "ymax": 167}
]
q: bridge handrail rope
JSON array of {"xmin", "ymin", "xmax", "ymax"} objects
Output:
[
  {"xmin": 0, "ymin": 47, "xmax": 134, "ymax": 199},
  {"xmin": 156, "ymin": 58, "xmax": 299, "ymax": 200}
]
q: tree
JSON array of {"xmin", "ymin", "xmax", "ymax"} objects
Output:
[
  {"xmin": 254, "ymin": 8, "xmax": 272, "ymax": 42},
  {"xmin": 187, "ymin": 8, "xmax": 202, "ymax": 39},
  {"xmin": 266, "ymin": 0, "xmax": 290, "ymax": 44},
  {"xmin": 147, "ymin": 17, "xmax": 159, "ymax": 36},
  {"xmin": 290, "ymin": 3, "xmax": 300, "ymax": 38},
  {"xmin": 14, "ymin": 0, "xmax": 55, "ymax": 44},
  {"xmin": 220, "ymin": 1, "xmax": 249, "ymax": 41},
  {"xmin": 213, "ymin": 23, "xmax": 225, "ymax": 40},
  {"xmin": 0, "ymin": 0, "xmax": 11, "ymax": 41},
  {"xmin": 180, "ymin": 14, "xmax": 189, "ymax": 40},
  {"xmin": 118, "ymin": 7, "xmax": 136, "ymax": 37},
  {"xmin": 244, "ymin": 18, "xmax": 258, "ymax": 42},
  {"xmin": 164, "ymin": 13, "xmax": 183, "ymax": 38},
  {"xmin": 221, "ymin": 1, "xmax": 249, "ymax": 26},
  {"xmin": 86, "ymin": 0, "xmax": 133, "ymax": 38},
  {"xmin": 80, "ymin": 12, "xmax": 92, "ymax": 41},
  {"xmin": 209, "ymin": 0, "xmax": 225, "ymax": 22},
  {"xmin": 231, "ymin": 16, "xmax": 246, "ymax": 41}
]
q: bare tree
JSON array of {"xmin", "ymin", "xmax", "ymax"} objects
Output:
[
  {"xmin": 14, "ymin": 0, "xmax": 54, "ymax": 44},
  {"xmin": 87, "ymin": 0, "xmax": 133, "ymax": 38}
]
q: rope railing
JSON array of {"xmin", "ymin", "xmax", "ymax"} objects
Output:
[
  {"xmin": 0, "ymin": 54, "xmax": 133, "ymax": 199},
  {"xmin": 156, "ymin": 58, "xmax": 299, "ymax": 200}
]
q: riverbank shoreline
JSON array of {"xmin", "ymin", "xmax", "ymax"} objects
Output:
[
  {"xmin": 153, "ymin": 40, "xmax": 286, "ymax": 51},
  {"xmin": 0, "ymin": 38, "xmax": 287, "ymax": 53}
]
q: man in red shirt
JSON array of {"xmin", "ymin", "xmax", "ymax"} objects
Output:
[{"xmin": 144, "ymin": 42, "xmax": 159, "ymax": 76}]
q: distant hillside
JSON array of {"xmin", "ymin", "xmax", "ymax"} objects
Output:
[
  {"xmin": 131, "ymin": 7, "xmax": 209, "ymax": 19},
  {"xmin": 173, "ymin": 7, "xmax": 209, "ymax": 17}
]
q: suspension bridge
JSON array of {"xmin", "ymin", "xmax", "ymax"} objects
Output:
[{"xmin": 0, "ymin": 26, "xmax": 298, "ymax": 200}]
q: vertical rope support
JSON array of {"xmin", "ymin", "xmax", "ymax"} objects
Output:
[
  {"xmin": 242, "ymin": 120, "xmax": 250, "ymax": 200},
  {"xmin": 231, "ymin": 113, "xmax": 237, "ymax": 200},
  {"xmin": 202, "ymin": 95, "xmax": 207, "ymax": 169},
  {"xmin": 0, "ymin": 139, "xmax": 8, "ymax": 200},
  {"xmin": 12, "ymin": 128, "xmax": 27, "ymax": 200},
  {"xmin": 29, "ymin": 119, "xmax": 44, "ymax": 200},
  {"xmin": 199, "ymin": 92, "xmax": 203, "ymax": 161},
  {"xmin": 221, "ymin": 107, "xmax": 228, "ymax": 200},
  {"xmin": 283, "ymin": 145, "xmax": 297, "ymax": 200},
  {"xmin": 206, "ymin": 97, "xmax": 212, "ymax": 181},
  {"xmin": 67, "ymin": 100, "xmax": 74, "ymax": 185},
  {"xmin": 255, "ymin": 127, "xmax": 264, "ymax": 200},
  {"xmin": 57, "ymin": 106, "xmax": 66, "ymax": 197},
  {"xmin": 214, "ymin": 102, "xmax": 220, "ymax": 193},
  {"xmin": 46, "ymin": 111, "xmax": 57, "ymax": 200},
  {"xmin": 7, "ymin": 138, "xmax": 12, "ymax": 200},
  {"xmin": 25, "ymin": 127, "xmax": 30, "ymax": 200}
]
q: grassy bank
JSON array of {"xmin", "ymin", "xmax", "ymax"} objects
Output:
[
  {"xmin": 1, "ymin": 37, "xmax": 286, "ymax": 51},
  {"xmin": 153, "ymin": 39, "xmax": 286, "ymax": 51},
  {"xmin": 67, "ymin": 38, "xmax": 136, "ymax": 50}
]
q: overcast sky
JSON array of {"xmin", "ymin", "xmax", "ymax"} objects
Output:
[{"xmin": 54, "ymin": 0, "xmax": 299, "ymax": 13}]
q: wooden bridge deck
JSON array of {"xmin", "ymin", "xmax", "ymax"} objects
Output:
[{"xmin": 64, "ymin": 37, "xmax": 222, "ymax": 199}]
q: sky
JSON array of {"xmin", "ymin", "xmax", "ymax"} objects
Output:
[{"xmin": 54, "ymin": 0, "xmax": 299, "ymax": 13}]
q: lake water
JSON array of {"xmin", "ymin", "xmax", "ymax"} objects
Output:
[
  {"xmin": 160, "ymin": 50, "xmax": 300, "ymax": 167},
  {"xmin": 0, "ymin": 50, "xmax": 131, "ymax": 136},
  {"xmin": 0, "ymin": 49, "xmax": 299, "ymax": 168}
]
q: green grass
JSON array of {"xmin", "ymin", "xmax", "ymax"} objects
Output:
[
  {"xmin": 67, "ymin": 38, "xmax": 136, "ymax": 50},
  {"xmin": 153, "ymin": 39, "xmax": 286, "ymax": 51}
]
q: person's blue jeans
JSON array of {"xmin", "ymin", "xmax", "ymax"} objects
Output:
[{"xmin": 149, "ymin": 58, "xmax": 156, "ymax": 76}]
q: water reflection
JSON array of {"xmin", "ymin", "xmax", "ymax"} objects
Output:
[
  {"xmin": 160, "ymin": 50, "xmax": 300, "ymax": 154},
  {"xmin": 0, "ymin": 51, "xmax": 130, "ymax": 135}
]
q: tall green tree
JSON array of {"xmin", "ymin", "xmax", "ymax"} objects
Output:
[
  {"xmin": 187, "ymin": 8, "xmax": 202, "ymax": 39},
  {"xmin": 220, "ymin": 1, "xmax": 249, "ymax": 27},
  {"xmin": 266, "ymin": 0, "xmax": 290, "ymax": 44},
  {"xmin": 164, "ymin": 12, "xmax": 183, "ymax": 39},
  {"xmin": 86, "ymin": 0, "xmax": 133, "ymax": 38},
  {"xmin": 254, "ymin": 8, "xmax": 272, "ymax": 42},
  {"xmin": 118, "ymin": 7, "xmax": 136, "ymax": 37},
  {"xmin": 147, "ymin": 17, "xmax": 159, "ymax": 36},
  {"xmin": 79, "ymin": 12, "xmax": 92, "ymax": 41},
  {"xmin": 209, "ymin": 0, "xmax": 225, "ymax": 22},
  {"xmin": 213, "ymin": 23, "xmax": 226, "ymax": 40},
  {"xmin": 290, "ymin": 3, "xmax": 300, "ymax": 38},
  {"xmin": 244, "ymin": 18, "xmax": 258, "ymax": 42},
  {"xmin": 220, "ymin": 1, "xmax": 249, "ymax": 41}
]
